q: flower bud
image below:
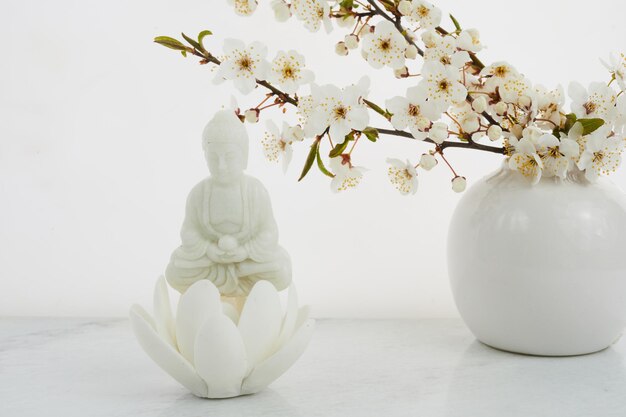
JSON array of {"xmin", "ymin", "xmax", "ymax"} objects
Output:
[
  {"xmin": 472, "ymin": 96, "xmax": 487, "ymax": 113},
  {"xmin": 494, "ymin": 101, "xmax": 508, "ymax": 115},
  {"xmin": 511, "ymin": 124, "xmax": 523, "ymax": 139},
  {"xmin": 461, "ymin": 113, "xmax": 480, "ymax": 133},
  {"xmin": 397, "ymin": 0, "xmax": 413, "ymax": 16},
  {"xmin": 244, "ymin": 109, "xmax": 259, "ymax": 123},
  {"xmin": 487, "ymin": 125, "xmax": 502, "ymax": 141},
  {"xmin": 405, "ymin": 44, "xmax": 418, "ymax": 60},
  {"xmin": 452, "ymin": 176, "xmax": 467, "ymax": 193},
  {"xmin": 419, "ymin": 153, "xmax": 438, "ymax": 170},
  {"xmin": 344, "ymin": 34, "xmax": 359, "ymax": 49},
  {"xmin": 429, "ymin": 122, "xmax": 449, "ymax": 144},
  {"xmin": 518, "ymin": 95, "xmax": 532, "ymax": 108},
  {"xmin": 335, "ymin": 41, "xmax": 349, "ymax": 56},
  {"xmin": 394, "ymin": 66, "xmax": 409, "ymax": 79},
  {"xmin": 271, "ymin": 0, "xmax": 291, "ymax": 22}
]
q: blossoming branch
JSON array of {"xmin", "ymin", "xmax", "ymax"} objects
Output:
[{"xmin": 154, "ymin": 0, "xmax": 626, "ymax": 194}]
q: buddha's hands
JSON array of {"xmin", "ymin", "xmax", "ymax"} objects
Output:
[
  {"xmin": 206, "ymin": 243, "xmax": 227, "ymax": 263},
  {"xmin": 206, "ymin": 242, "xmax": 248, "ymax": 263},
  {"xmin": 220, "ymin": 245, "xmax": 248, "ymax": 263}
]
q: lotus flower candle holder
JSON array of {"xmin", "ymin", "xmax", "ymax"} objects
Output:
[{"xmin": 130, "ymin": 277, "xmax": 314, "ymax": 398}]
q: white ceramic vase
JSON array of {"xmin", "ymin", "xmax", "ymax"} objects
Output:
[{"xmin": 447, "ymin": 165, "xmax": 626, "ymax": 356}]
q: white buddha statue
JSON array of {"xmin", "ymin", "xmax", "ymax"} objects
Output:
[{"xmin": 165, "ymin": 110, "xmax": 292, "ymax": 297}]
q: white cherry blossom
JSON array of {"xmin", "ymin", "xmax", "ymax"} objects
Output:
[
  {"xmin": 271, "ymin": 0, "xmax": 291, "ymax": 21},
  {"xmin": 329, "ymin": 156, "xmax": 365, "ymax": 192},
  {"xmin": 385, "ymin": 86, "xmax": 443, "ymax": 140},
  {"xmin": 408, "ymin": 0, "xmax": 442, "ymax": 29},
  {"xmin": 423, "ymin": 32, "xmax": 470, "ymax": 68},
  {"xmin": 262, "ymin": 120, "xmax": 303, "ymax": 172},
  {"xmin": 509, "ymin": 137, "xmax": 543, "ymax": 184},
  {"xmin": 457, "ymin": 29, "xmax": 482, "ymax": 53},
  {"xmin": 480, "ymin": 61, "xmax": 520, "ymax": 91},
  {"xmin": 227, "ymin": 0, "xmax": 257, "ymax": 16},
  {"xmin": 361, "ymin": 20, "xmax": 407, "ymax": 70},
  {"xmin": 304, "ymin": 78, "xmax": 370, "ymax": 141},
  {"xmin": 449, "ymin": 102, "xmax": 480, "ymax": 133},
  {"xmin": 417, "ymin": 61, "xmax": 467, "ymax": 106},
  {"xmin": 292, "ymin": 0, "xmax": 332, "ymax": 33},
  {"xmin": 269, "ymin": 50, "xmax": 314, "ymax": 94},
  {"xmin": 568, "ymin": 81, "xmax": 616, "ymax": 120},
  {"xmin": 537, "ymin": 134, "xmax": 579, "ymax": 179},
  {"xmin": 215, "ymin": 39, "xmax": 269, "ymax": 94},
  {"xmin": 601, "ymin": 53, "xmax": 626, "ymax": 91},
  {"xmin": 533, "ymin": 85, "xmax": 564, "ymax": 128},
  {"xmin": 499, "ymin": 76, "xmax": 532, "ymax": 104},
  {"xmin": 577, "ymin": 132, "xmax": 624, "ymax": 181},
  {"xmin": 296, "ymin": 88, "xmax": 319, "ymax": 126},
  {"xmin": 386, "ymin": 158, "xmax": 418, "ymax": 195}
]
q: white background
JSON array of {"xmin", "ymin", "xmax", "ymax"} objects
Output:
[{"xmin": 1, "ymin": 0, "xmax": 625, "ymax": 318}]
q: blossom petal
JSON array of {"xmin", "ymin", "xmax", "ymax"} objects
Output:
[
  {"xmin": 238, "ymin": 280, "xmax": 283, "ymax": 371},
  {"xmin": 176, "ymin": 280, "xmax": 222, "ymax": 365},
  {"xmin": 129, "ymin": 305, "xmax": 208, "ymax": 397},
  {"xmin": 568, "ymin": 81, "xmax": 587, "ymax": 104},
  {"xmin": 194, "ymin": 315, "xmax": 247, "ymax": 398},
  {"xmin": 241, "ymin": 318, "xmax": 315, "ymax": 395}
]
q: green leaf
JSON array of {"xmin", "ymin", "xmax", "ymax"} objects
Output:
[
  {"xmin": 362, "ymin": 127, "xmax": 379, "ymax": 142},
  {"xmin": 578, "ymin": 118, "xmax": 605, "ymax": 135},
  {"xmin": 298, "ymin": 140, "xmax": 319, "ymax": 182},
  {"xmin": 180, "ymin": 50, "xmax": 187, "ymax": 57},
  {"xmin": 316, "ymin": 148, "xmax": 335, "ymax": 178},
  {"xmin": 563, "ymin": 113, "xmax": 577, "ymax": 133},
  {"xmin": 181, "ymin": 32, "xmax": 202, "ymax": 51},
  {"xmin": 198, "ymin": 30, "xmax": 213, "ymax": 47},
  {"xmin": 363, "ymin": 99, "xmax": 391, "ymax": 119},
  {"xmin": 329, "ymin": 139, "xmax": 350, "ymax": 158},
  {"xmin": 154, "ymin": 36, "xmax": 187, "ymax": 51},
  {"xmin": 450, "ymin": 14, "xmax": 462, "ymax": 32},
  {"xmin": 339, "ymin": 0, "xmax": 354, "ymax": 9}
]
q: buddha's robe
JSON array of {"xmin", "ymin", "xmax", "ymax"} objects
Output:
[{"xmin": 165, "ymin": 175, "xmax": 291, "ymax": 296}]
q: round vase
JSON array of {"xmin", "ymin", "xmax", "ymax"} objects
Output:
[{"xmin": 447, "ymin": 166, "xmax": 626, "ymax": 356}]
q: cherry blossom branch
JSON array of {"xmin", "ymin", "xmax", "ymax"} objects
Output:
[
  {"xmin": 364, "ymin": 0, "xmax": 501, "ymax": 129},
  {"xmin": 186, "ymin": 47, "xmax": 299, "ymax": 106},
  {"xmin": 175, "ymin": 39, "xmax": 504, "ymax": 156},
  {"xmin": 374, "ymin": 128, "xmax": 505, "ymax": 154},
  {"xmin": 365, "ymin": 0, "xmax": 424, "ymax": 56}
]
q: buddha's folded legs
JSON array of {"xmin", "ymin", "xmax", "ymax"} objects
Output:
[{"xmin": 236, "ymin": 248, "xmax": 292, "ymax": 292}]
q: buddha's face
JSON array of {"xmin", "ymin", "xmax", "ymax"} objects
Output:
[{"xmin": 205, "ymin": 142, "xmax": 245, "ymax": 184}]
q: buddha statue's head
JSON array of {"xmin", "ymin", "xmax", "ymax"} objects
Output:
[{"xmin": 202, "ymin": 110, "xmax": 249, "ymax": 184}]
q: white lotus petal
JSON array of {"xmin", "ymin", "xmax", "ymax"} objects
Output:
[
  {"xmin": 129, "ymin": 305, "xmax": 208, "ymax": 398},
  {"xmin": 153, "ymin": 276, "xmax": 176, "ymax": 347},
  {"xmin": 276, "ymin": 284, "xmax": 298, "ymax": 347},
  {"xmin": 194, "ymin": 315, "xmax": 247, "ymax": 398},
  {"xmin": 238, "ymin": 281, "xmax": 282, "ymax": 371},
  {"xmin": 241, "ymin": 318, "xmax": 315, "ymax": 395},
  {"xmin": 176, "ymin": 280, "xmax": 222, "ymax": 365},
  {"xmin": 295, "ymin": 305, "xmax": 311, "ymax": 330},
  {"xmin": 222, "ymin": 302, "xmax": 240, "ymax": 324}
]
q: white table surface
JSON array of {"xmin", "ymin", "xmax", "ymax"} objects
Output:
[{"xmin": 1, "ymin": 318, "xmax": 625, "ymax": 416}]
